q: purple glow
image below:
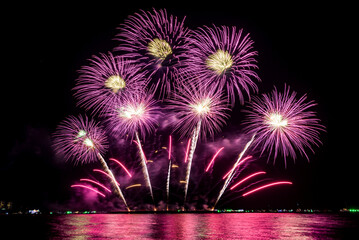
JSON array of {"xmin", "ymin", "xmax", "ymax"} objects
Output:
[
  {"xmin": 73, "ymin": 52, "xmax": 146, "ymax": 115},
  {"xmin": 52, "ymin": 115, "xmax": 108, "ymax": 165},
  {"xmin": 115, "ymin": 8, "xmax": 191, "ymax": 97},
  {"xmin": 244, "ymin": 85, "xmax": 325, "ymax": 166},
  {"xmin": 168, "ymin": 82, "xmax": 230, "ymax": 139},
  {"xmin": 187, "ymin": 25, "xmax": 259, "ymax": 106},
  {"xmin": 106, "ymin": 92, "xmax": 160, "ymax": 140}
]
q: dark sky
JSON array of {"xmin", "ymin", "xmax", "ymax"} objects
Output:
[{"xmin": 2, "ymin": 2, "xmax": 357, "ymax": 211}]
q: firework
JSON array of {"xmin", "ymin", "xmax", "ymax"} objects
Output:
[
  {"xmin": 242, "ymin": 181, "xmax": 293, "ymax": 197},
  {"xmin": 115, "ymin": 8, "xmax": 191, "ymax": 97},
  {"xmin": 107, "ymin": 92, "xmax": 160, "ymax": 141},
  {"xmin": 244, "ymin": 85, "xmax": 325, "ymax": 166},
  {"xmin": 80, "ymin": 178, "xmax": 112, "ymax": 193},
  {"xmin": 168, "ymin": 82, "xmax": 230, "ymax": 202},
  {"xmin": 188, "ymin": 25, "xmax": 260, "ymax": 105},
  {"xmin": 109, "ymin": 158, "xmax": 132, "ymax": 178},
  {"xmin": 73, "ymin": 52, "xmax": 146, "ymax": 115},
  {"xmin": 222, "ymin": 155, "xmax": 252, "ymax": 180},
  {"xmin": 53, "ymin": 115, "xmax": 108, "ymax": 165},
  {"xmin": 71, "ymin": 185, "xmax": 106, "ymax": 198},
  {"xmin": 205, "ymin": 147, "xmax": 224, "ymax": 172},
  {"xmin": 230, "ymin": 171, "xmax": 266, "ymax": 190},
  {"xmin": 166, "ymin": 135, "xmax": 172, "ymax": 208}
]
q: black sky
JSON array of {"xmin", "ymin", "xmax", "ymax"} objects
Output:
[{"xmin": 2, "ymin": 2, "xmax": 357, "ymax": 211}]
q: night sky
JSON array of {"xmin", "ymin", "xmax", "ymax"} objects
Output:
[{"xmin": 2, "ymin": 2, "xmax": 357, "ymax": 211}]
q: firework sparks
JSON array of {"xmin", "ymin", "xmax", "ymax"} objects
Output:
[
  {"xmin": 222, "ymin": 155, "xmax": 252, "ymax": 180},
  {"xmin": 73, "ymin": 52, "xmax": 146, "ymax": 115},
  {"xmin": 230, "ymin": 171, "xmax": 266, "ymax": 190},
  {"xmin": 242, "ymin": 181, "xmax": 293, "ymax": 197},
  {"xmin": 188, "ymin": 25, "xmax": 259, "ymax": 105},
  {"xmin": 125, "ymin": 184, "xmax": 142, "ymax": 190},
  {"xmin": 109, "ymin": 158, "xmax": 132, "ymax": 178},
  {"xmin": 115, "ymin": 8, "xmax": 191, "ymax": 97},
  {"xmin": 214, "ymin": 135, "xmax": 255, "ymax": 208},
  {"xmin": 53, "ymin": 115, "xmax": 108, "ymax": 165},
  {"xmin": 244, "ymin": 85, "xmax": 325, "ymax": 166},
  {"xmin": 80, "ymin": 178, "xmax": 112, "ymax": 193},
  {"xmin": 107, "ymin": 93, "xmax": 160, "ymax": 141},
  {"xmin": 205, "ymin": 147, "xmax": 224, "ymax": 172},
  {"xmin": 184, "ymin": 138, "xmax": 191, "ymax": 163},
  {"xmin": 71, "ymin": 185, "xmax": 106, "ymax": 198}
]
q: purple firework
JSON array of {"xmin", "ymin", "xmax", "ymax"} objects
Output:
[
  {"xmin": 115, "ymin": 8, "xmax": 191, "ymax": 97},
  {"xmin": 243, "ymin": 85, "xmax": 324, "ymax": 166},
  {"xmin": 52, "ymin": 115, "xmax": 108, "ymax": 165},
  {"xmin": 168, "ymin": 78, "xmax": 231, "ymax": 140},
  {"xmin": 188, "ymin": 25, "xmax": 260, "ymax": 106},
  {"xmin": 73, "ymin": 52, "xmax": 146, "ymax": 115},
  {"xmin": 106, "ymin": 92, "xmax": 160, "ymax": 140}
]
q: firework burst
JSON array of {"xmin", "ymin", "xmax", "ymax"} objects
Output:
[
  {"xmin": 188, "ymin": 25, "xmax": 260, "ymax": 105},
  {"xmin": 115, "ymin": 8, "xmax": 191, "ymax": 97},
  {"xmin": 244, "ymin": 85, "xmax": 325, "ymax": 165},
  {"xmin": 106, "ymin": 92, "xmax": 160, "ymax": 140},
  {"xmin": 73, "ymin": 52, "xmax": 146, "ymax": 115},
  {"xmin": 52, "ymin": 115, "xmax": 108, "ymax": 165}
]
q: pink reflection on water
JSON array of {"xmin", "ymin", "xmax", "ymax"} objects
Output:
[{"xmin": 50, "ymin": 213, "xmax": 356, "ymax": 239}]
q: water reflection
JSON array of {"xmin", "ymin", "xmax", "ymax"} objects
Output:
[{"xmin": 48, "ymin": 213, "xmax": 357, "ymax": 239}]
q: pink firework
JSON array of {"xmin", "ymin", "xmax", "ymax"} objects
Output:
[
  {"xmin": 168, "ymin": 80, "xmax": 230, "ymax": 140},
  {"xmin": 115, "ymin": 8, "xmax": 191, "ymax": 97},
  {"xmin": 106, "ymin": 92, "xmax": 160, "ymax": 140},
  {"xmin": 188, "ymin": 25, "xmax": 260, "ymax": 106},
  {"xmin": 244, "ymin": 85, "xmax": 324, "ymax": 165},
  {"xmin": 73, "ymin": 52, "xmax": 146, "ymax": 115},
  {"xmin": 52, "ymin": 115, "xmax": 108, "ymax": 165}
]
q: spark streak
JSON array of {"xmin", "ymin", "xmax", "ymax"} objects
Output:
[
  {"xmin": 125, "ymin": 184, "xmax": 142, "ymax": 189},
  {"xmin": 135, "ymin": 132, "xmax": 154, "ymax": 204},
  {"xmin": 205, "ymin": 147, "xmax": 224, "ymax": 172},
  {"xmin": 184, "ymin": 120, "xmax": 201, "ymax": 202},
  {"xmin": 109, "ymin": 158, "xmax": 132, "ymax": 178},
  {"xmin": 222, "ymin": 155, "xmax": 252, "ymax": 180},
  {"xmin": 168, "ymin": 135, "xmax": 172, "ymax": 160},
  {"xmin": 214, "ymin": 134, "xmax": 255, "ymax": 208},
  {"xmin": 71, "ymin": 184, "xmax": 106, "ymax": 198},
  {"xmin": 184, "ymin": 138, "xmax": 191, "ymax": 163},
  {"xmin": 242, "ymin": 181, "xmax": 293, "ymax": 197},
  {"xmin": 230, "ymin": 171, "xmax": 266, "ymax": 190},
  {"xmin": 80, "ymin": 178, "xmax": 112, "ymax": 193}
]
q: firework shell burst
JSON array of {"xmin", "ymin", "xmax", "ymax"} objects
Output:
[
  {"xmin": 106, "ymin": 92, "xmax": 160, "ymax": 140},
  {"xmin": 114, "ymin": 8, "xmax": 191, "ymax": 97},
  {"xmin": 73, "ymin": 52, "xmax": 146, "ymax": 115},
  {"xmin": 243, "ymin": 85, "xmax": 325, "ymax": 165},
  {"xmin": 188, "ymin": 25, "xmax": 260, "ymax": 106},
  {"xmin": 168, "ymin": 77, "xmax": 231, "ymax": 140},
  {"xmin": 52, "ymin": 115, "xmax": 108, "ymax": 165}
]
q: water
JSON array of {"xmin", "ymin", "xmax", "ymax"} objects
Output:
[{"xmin": 1, "ymin": 213, "xmax": 358, "ymax": 239}]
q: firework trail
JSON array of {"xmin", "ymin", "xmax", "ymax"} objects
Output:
[
  {"xmin": 97, "ymin": 153, "xmax": 130, "ymax": 211},
  {"xmin": 126, "ymin": 184, "xmax": 142, "ymax": 190},
  {"xmin": 205, "ymin": 147, "xmax": 224, "ymax": 172},
  {"xmin": 214, "ymin": 134, "xmax": 255, "ymax": 209},
  {"xmin": 71, "ymin": 185, "xmax": 106, "ymax": 198},
  {"xmin": 229, "ymin": 171, "xmax": 266, "ymax": 190},
  {"xmin": 222, "ymin": 155, "xmax": 252, "ymax": 180},
  {"xmin": 135, "ymin": 132, "xmax": 154, "ymax": 204},
  {"xmin": 184, "ymin": 138, "xmax": 191, "ymax": 163},
  {"xmin": 109, "ymin": 158, "xmax": 132, "ymax": 178},
  {"xmin": 80, "ymin": 178, "xmax": 112, "ymax": 193},
  {"xmin": 242, "ymin": 181, "xmax": 292, "ymax": 197},
  {"xmin": 184, "ymin": 120, "xmax": 201, "ymax": 202},
  {"xmin": 168, "ymin": 81, "xmax": 230, "ymax": 203},
  {"xmin": 115, "ymin": 8, "xmax": 191, "ymax": 97},
  {"xmin": 166, "ymin": 135, "xmax": 172, "ymax": 209}
]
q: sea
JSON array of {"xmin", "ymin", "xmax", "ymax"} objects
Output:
[{"xmin": 1, "ymin": 213, "xmax": 358, "ymax": 239}]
